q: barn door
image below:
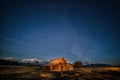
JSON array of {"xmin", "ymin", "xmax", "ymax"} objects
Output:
[{"xmin": 61, "ymin": 66, "xmax": 63, "ymax": 71}]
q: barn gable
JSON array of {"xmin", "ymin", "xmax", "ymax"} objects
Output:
[{"xmin": 50, "ymin": 57, "xmax": 67, "ymax": 64}]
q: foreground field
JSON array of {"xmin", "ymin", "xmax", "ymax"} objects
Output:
[{"xmin": 0, "ymin": 66, "xmax": 120, "ymax": 80}]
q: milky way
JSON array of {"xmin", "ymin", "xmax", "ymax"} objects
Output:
[{"xmin": 0, "ymin": 0, "xmax": 120, "ymax": 65}]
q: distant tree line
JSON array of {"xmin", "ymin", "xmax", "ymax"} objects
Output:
[{"xmin": 73, "ymin": 61, "xmax": 83, "ymax": 68}]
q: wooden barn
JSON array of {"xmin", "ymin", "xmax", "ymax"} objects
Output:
[{"xmin": 49, "ymin": 57, "xmax": 73, "ymax": 71}]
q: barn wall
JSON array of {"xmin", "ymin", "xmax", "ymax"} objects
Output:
[{"xmin": 50, "ymin": 64, "xmax": 73, "ymax": 71}]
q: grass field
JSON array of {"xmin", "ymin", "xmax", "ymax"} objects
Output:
[{"xmin": 0, "ymin": 65, "xmax": 120, "ymax": 80}]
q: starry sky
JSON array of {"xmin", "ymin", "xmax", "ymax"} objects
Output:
[{"xmin": 0, "ymin": 0, "xmax": 120, "ymax": 65}]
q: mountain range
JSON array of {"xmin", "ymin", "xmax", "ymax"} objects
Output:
[
  {"xmin": 0, "ymin": 57, "xmax": 49, "ymax": 66},
  {"xmin": 0, "ymin": 57, "xmax": 112, "ymax": 67}
]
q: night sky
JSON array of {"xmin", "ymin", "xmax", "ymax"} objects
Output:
[{"xmin": 0, "ymin": 0, "xmax": 120, "ymax": 65}]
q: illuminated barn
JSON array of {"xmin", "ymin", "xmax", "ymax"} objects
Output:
[{"xmin": 49, "ymin": 57, "xmax": 73, "ymax": 71}]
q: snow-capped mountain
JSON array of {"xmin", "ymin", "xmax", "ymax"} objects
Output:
[
  {"xmin": 0, "ymin": 57, "xmax": 49, "ymax": 66},
  {"xmin": 18, "ymin": 58, "xmax": 49, "ymax": 65},
  {"xmin": 19, "ymin": 58, "xmax": 40, "ymax": 63},
  {"xmin": 2, "ymin": 57, "xmax": 17, "ymax": 61}
]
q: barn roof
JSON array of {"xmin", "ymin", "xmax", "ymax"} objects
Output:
[{"xmin": 49, "ymin": 57, "xmax": 67, "ymax": 64}]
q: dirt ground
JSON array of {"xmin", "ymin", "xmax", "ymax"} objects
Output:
[{"xmin": 0, "ymin": 66, "xmax": 120, "ymax": 80}]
